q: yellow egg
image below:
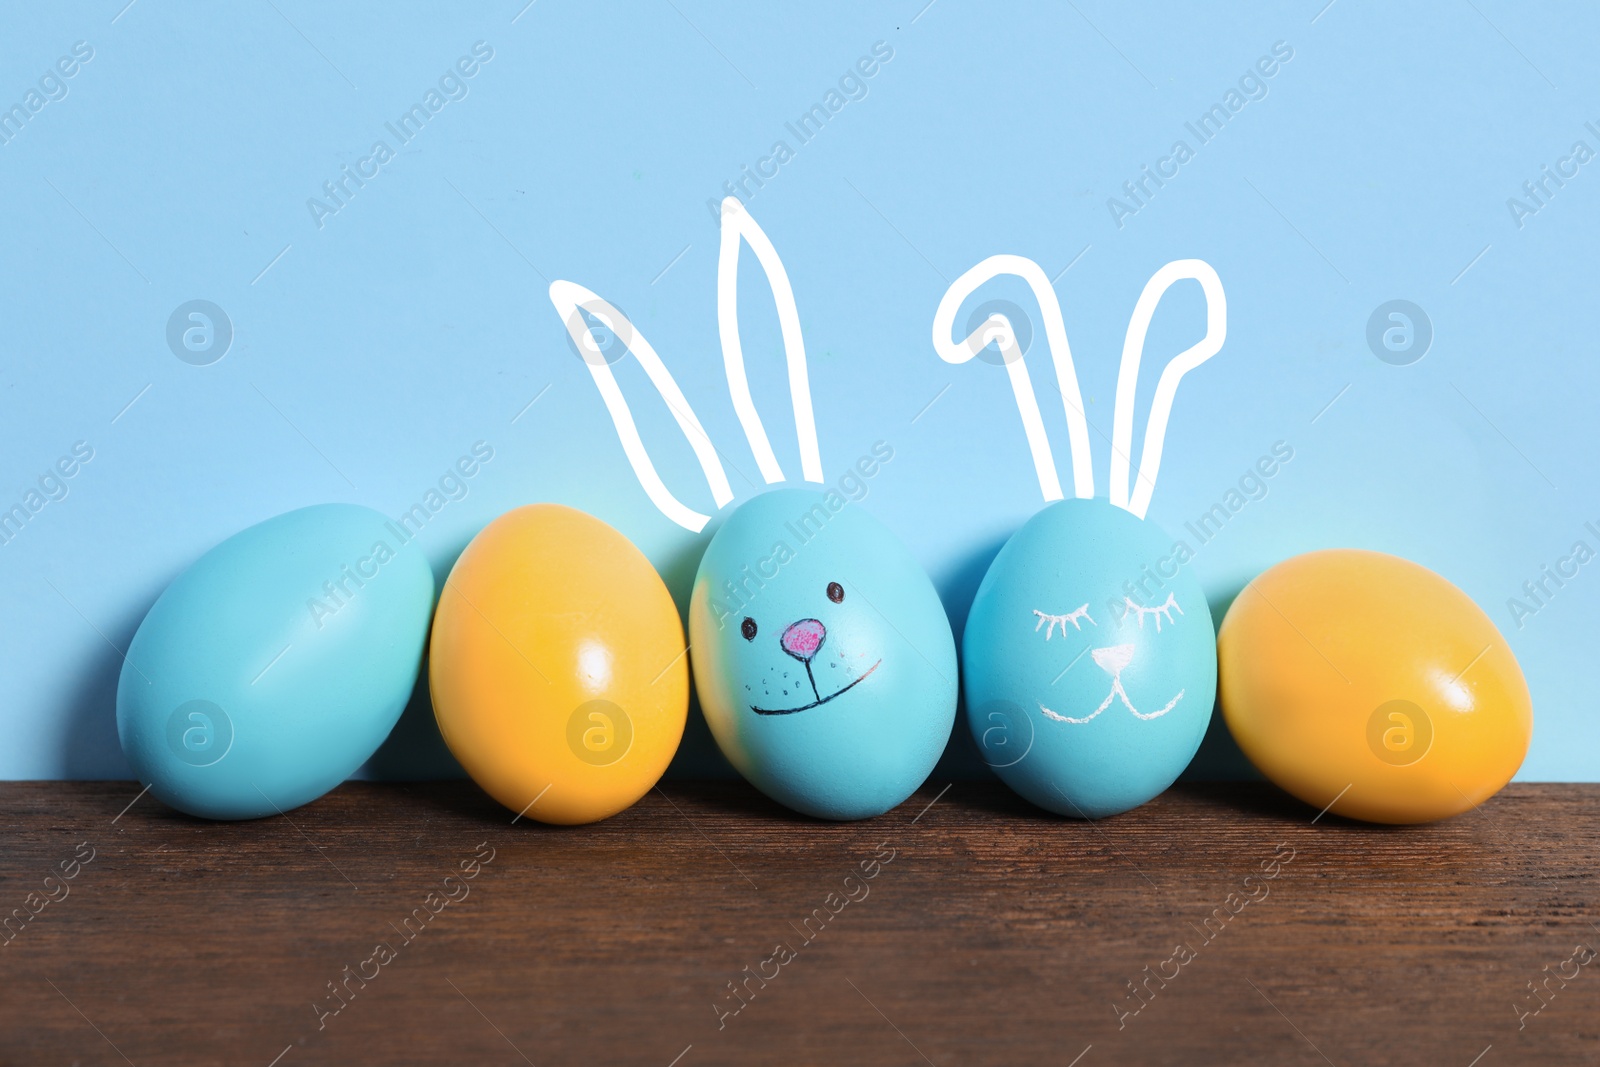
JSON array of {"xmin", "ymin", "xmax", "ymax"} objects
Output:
[
  {"xmin": 429, "ymin": 504, "xmax": 688, "ymax": 824},
  {"xmin": 1218, "ymin": 549, "xmax": 1531, "ymax": 824}
]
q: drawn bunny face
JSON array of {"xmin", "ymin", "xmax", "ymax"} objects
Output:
[
  {"xmin": 548, "ymin": 200, "xmax": 957, "ymax": 821},
  {"xmin": 689, "ymin": 485, "xmax": 957, "ymax": 821},
  {"xmin": 934, "ymin": 255, "xmax": 1226, "ymax": 819}
]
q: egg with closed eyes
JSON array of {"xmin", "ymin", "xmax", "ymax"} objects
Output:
[
  {"xmin": 689, "ymin": 488, "xmax": 958, "ymax": 820},
  {"xmin": 964, "ymin": 499, "xmax": 1216, "ymax": 818},
  {"xmin": 932, "ymin": 252, "xmax": 1231, "ymax": 817}
]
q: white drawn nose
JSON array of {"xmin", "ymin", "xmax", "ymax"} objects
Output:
[{"xmin": 1091, "ymin": 644, "xmax": 1136, "ymax": 676}]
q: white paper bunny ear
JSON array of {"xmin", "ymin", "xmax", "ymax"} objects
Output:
[
  {"xmin": 548, "ymin": 279, "xmax": 733, "ymax": 532},
  {"xmin": 1110, "ymin": 260, "xmax": 1226, "ymax": 519},
  {"xmin": 717, "ymin": 197, "xmax": 823, "ymax": 485},
  {"xmin": 931, "ymin": 255, "xmax": 1095, "ymax": 501}
]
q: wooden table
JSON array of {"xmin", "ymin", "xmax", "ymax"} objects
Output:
[{"xmin": 1, "ymin": 780, "xmax": 1595, "ymax": 1066}]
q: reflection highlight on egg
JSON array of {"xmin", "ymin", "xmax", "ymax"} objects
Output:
[{"xmin": 578, "ymin": 640, "xmax": 613, "ymax": 691}]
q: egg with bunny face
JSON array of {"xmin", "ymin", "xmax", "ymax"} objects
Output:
[
  {"xmin": 964, "ymin": 499, "xmax": 1216, "ymax": 817},
  {"xmin": 931, "ymin": 251, "xmax": 1230, "ymax": 818},
  {"xmin": 690, "ymin": 487, "xmax": 958, "ymax": 820}
]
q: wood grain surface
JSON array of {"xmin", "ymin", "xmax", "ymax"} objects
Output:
[{"xmin": 0, "ymin": 780, "xmax": 1595, "ymax": 1066}]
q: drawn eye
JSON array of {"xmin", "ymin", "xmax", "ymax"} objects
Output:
[
  {"xmin": 741, "ymin": 617, "xmax": 758, "ymax": 641},
  {"xmin": 1121, "ymin": 593, "xmax": 1183, "ymax": 633},
  {"xmin": 826, "ymin": 581, "xmax": 844, "ymax": 603},
  {"xmin": 1032, "ymin": 605, "xmax": 1095, "ymax": 640}
]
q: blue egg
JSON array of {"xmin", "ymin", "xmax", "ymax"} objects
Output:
[
  {"xmin": 689, "ymin": 488, "xmax": 957, "ymax": 820},
  {"xmin": 117, "ymin": 504, "xmax": 434, "ymax": 819},
  {"xmin": 964, "ymin": 499, "xmax": 1215, "ymax": 818}
]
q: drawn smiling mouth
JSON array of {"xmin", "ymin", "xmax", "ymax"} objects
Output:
[
  {"xmin": 1038, "ymin": 643, "xmax": 1184, "ymax": 724},
  {"xmin": 750, "ymin": 659, "xmax": 882, "ymax": 716}
]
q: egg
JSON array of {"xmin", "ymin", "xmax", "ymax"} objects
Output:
[
  {"xmin": 429, "ymin": 504, "xmax": 687, "ymax": 825},
  {"xmin": 1219, "ymin": 549, "xmax": 1532, "ymax": 823},
  {"xmin": 963, "ymin": 499, "xmax": 1216, "ymax": 818},
  {"xmin": 689, "ymin": 488, "xmax": 957, "ymax": 820},
  {"xmin": 117, "ymin": 504, "xmax": 435, "ymax": 820}
]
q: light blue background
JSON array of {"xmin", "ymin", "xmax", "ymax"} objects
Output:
[{"xmin": 2, "ymin": 1, "xmax": 1594, "ymax": 781}]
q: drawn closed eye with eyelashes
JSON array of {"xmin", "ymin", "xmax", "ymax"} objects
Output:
[
  {"xmin": 1033, "ymin": 605, "xmax": 1094, "ymax": 638},
  {"xmin": 1124, "ymin": 592, "xmax": 1182, "ymax": 633}
]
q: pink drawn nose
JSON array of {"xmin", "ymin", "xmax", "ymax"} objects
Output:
[{"xmin": 780, "ymin": 618, "xmax": 827, "ymax": 662}]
